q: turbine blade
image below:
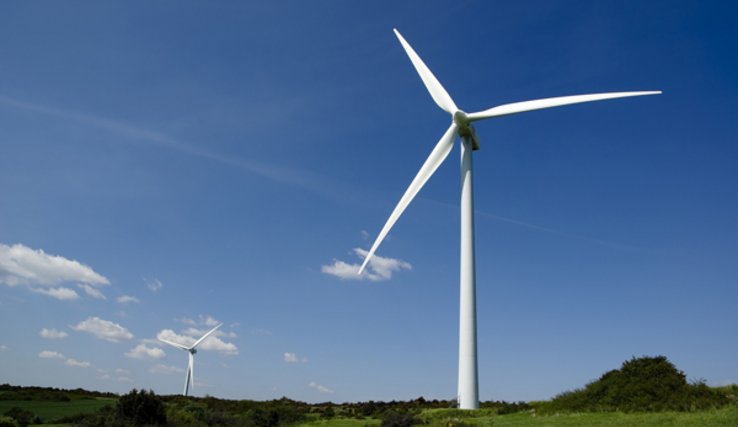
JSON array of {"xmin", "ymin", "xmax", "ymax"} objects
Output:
[
  {"xmin": 359, "ymin": 123, "xmax": 457, "ymax": 274},
  {"xmin": 394, "ymin": 29, "xmax": 458, "ymax": 114},
  {"xmin": 192, "ymin": 323, "xmax": 223, "ymax": 349},
  {"xmin": 467, "ymin": 91, "xmax": 661, "ymax": 121},
  {"xmin": 158, "ymin": 337, "xmax": 190, "ymax": 351}
]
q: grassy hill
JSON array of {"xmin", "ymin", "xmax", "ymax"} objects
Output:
[{"xmin": 2, "ymin": 356, "xmax": 737, "ymax": 426}]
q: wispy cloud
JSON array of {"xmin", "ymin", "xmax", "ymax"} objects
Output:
[
  {"xmin": 79, "ymin": 284, "xmax": 106, "ymax": 300},
  {"xmin": 0, "ymin": 243, "xmax": 109, "ymax": 300},
  {"xmin": 322, "ymin": 248, "xmax": 411, "ymax": 281},
  {"xmin": 177, "ymin": 315, "xmax": 219, "ymax": 327},
  {"xmin": 284, "ymin": 352, "xmax": 308, "ymax": 364},
  {"xmin": 125, "ymin": 343, "xmax": 165, "ymax": 360},
  {"xmin": 40, "ymin": 328, "xmax": 68, "ymax": 339},
  {"xmin": 0, "ymin": 345, "xmax": 7, "ymax": 351},
  {"xmin": 144, "ymin": 278, "xmax": 163, "ymax": 292},
  {"xmin": 32, "ymin": 287, "xmax": 80, "ymax": 300},
  {"xmin": 202, "ymin": 315, "xmax": 220, "ymax": 327},
  {"xmin": 0, "ymin": 95, "xmax": 344, "ymax": 201},
  {"xmin": 474, "ymin": 210, "xmax": 643, "ymax": 252},
  {"xmin": 308, "ymin": 381, "xmax": 334, "ymax": 394},
  {"xmin": 149, "ymin": 364, "xmax": 185, "ymax": 375},
  {"xmin": 65, "ymin": 358, "xmax": 91, "ymax": 368},
  {"xmin": 39, "ymin": 350, "xmax": 91, "ymax": 369},
  {"xmin": 39, "ymin": 350, "xmax": 65, "ymax": 359},
  {"xmin": 117, "ymin": 295, "xmax": 139, "ymax": 304},
  {"xmin": 72, "ymin": 317, "xmax": 134, "ymax": 342}
]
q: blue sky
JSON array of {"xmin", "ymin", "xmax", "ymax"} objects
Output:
[{"xmin": 1, "ymin": 1, "xmax": 736, "ymax": 403}]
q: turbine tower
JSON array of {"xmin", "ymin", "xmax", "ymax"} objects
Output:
[
  {"xmin": 359, "ymin": 29, "xmax": 660, "ymax": 409},
  {"xmin": 158, "ymin": 323, "xmax": 223, "ymax": 396}
]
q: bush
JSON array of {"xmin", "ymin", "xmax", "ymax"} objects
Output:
[
  {"xmin": 380, "ymin": 410, "xmax": 423, "ymax": 427},
  {"xmin": 542, "ymin": 356, "xmax": 730, "ymax": 413},
  {"xmin": 113, "ymin": 389, "xmax": 167, "ymax": 426},
  {"xmin": 2, "ymin": 407, "xmax": 37, "ymax": 427}
]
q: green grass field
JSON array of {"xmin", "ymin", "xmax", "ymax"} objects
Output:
[
  {"xmin": 295, "ymin": 406, "xmax": 738, "ymax": 427},
  {"xmin": 295, "ymin": 417, "xmax": 381, "ymax": 427},
  {"xmin": 2, "ymin": 396, "xmax": 737, "ymax": 426},
  {"xmin": 0, "ymin": 398, "xmax": 115, "ymax": 422}
]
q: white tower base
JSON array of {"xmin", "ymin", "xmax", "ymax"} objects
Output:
[{"xmin": 458, "ymin": 136, "xmax": 479, "ymax": 409}]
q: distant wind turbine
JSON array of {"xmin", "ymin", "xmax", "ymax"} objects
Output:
[
  {"xmin": 158, "ymin": 323, "xmax": 223, "ymax": 396},
  {"xmin": 359, "ymin": 29, "xmax": 660, "ymax": 410}
]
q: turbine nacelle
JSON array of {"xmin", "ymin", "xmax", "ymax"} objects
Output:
[{"xmin": 453, "ymin": 111, "xmax": 480, "ymax": 150}]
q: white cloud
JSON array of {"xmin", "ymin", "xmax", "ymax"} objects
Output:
[
  {"xmin": 65, "ymin": 358, "xmax": 91, "ymax": 368},
  {"xmin": 308, "ymin": 381, "xmax": 334, "ymax": 394},
  {"xmin": 192, "ymin": 334, "xmax": 237, "ymax": 354},
  {"xmin": 32, "ymin": 287, "xmax": 80, "ymax": 300},
  {"xmin": 40, "ymin": 328, "xmax": 68, "ymax": 339},
  {"xmin": 0, "ymin": 244, "xmax": 109, "ymax": 295},
  {"xmin": 96, "ymin": 369, "xmax": 110, "ymax": 380},
  {"xmin": 0, "ymin": 345, "xmax": 7, "ymax": 351},
  {"xmin": 117, "ymin": 295, "xmax": 139, "ymax": 304},
  {"xmin": 149, "ymin": 364, "xmax": 185, "ymax": 375},
  {"xmin": 115, "ymin": 368, "xmax": 130, "ymax": 375},
  {"xmin": 39, "ymin": 350, "xmax": 92, "ymax": 369},
  {"xmin": 78, "ymin": 283, "xmax": 106, "ymax": 300},
  {"xmin": 157, "ymin": 328, "xmax": 238, "ymax": 355},
  {"xmin": 118, "ymin": 376, "xmax": 133, "ymax": 383},
  {"xmin": 39, "ymin": 350, "xmax": 65, "ymax": 359},
  {"xmin": 145, "ymin": 278, "xmax": 163, "ymax": 292},
  {"xmin": 322, "ymin": 248, "xmax": 411, "ymax": 282},
  {"xmin": 284, "ymin": 352, "xmax": 308, "ymax": 364},
  {"xmin": 73, "ymin": 317, "xmax": 134, "ymax": 342},
  {"xmin": 125, "ymin": 344, "xmax": 166, "ymax": 360},
  {"xmin": 202, "ymin": 315, "xmax": 219, "ymax": 327}
]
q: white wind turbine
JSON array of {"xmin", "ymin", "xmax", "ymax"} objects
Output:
[
  {"xmin": 359, "ymin": 29, "xmax": 660, "ymax": 410},
  {"xmin": 158, "ymin": 323, "xmax": 223, "ymax": 396}
]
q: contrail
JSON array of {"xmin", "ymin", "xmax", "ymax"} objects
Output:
[
  {"xmin": 475, "ymin": 210, "xmax": 644, "ymax": 252},
  {"xmin": 423, "ymin": 197, "xmax": 643, "ymax": 252},
  {"xmin": 0, "ymin": 95, "xmax": 339, "ymax": 201}
]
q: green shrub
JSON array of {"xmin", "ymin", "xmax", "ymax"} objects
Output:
[
  {"xmin": 2, "ymin": 407, "xmax": 37, "ymax": 427},
  {"xmin": 542, "ymin": 356, "xmax": 730, "ymax": 413},
  {"xmin": 380, "ymin": 410, "xmax": 422, "ymax": 427},
  {"xmin": 113, "ymin": 389, "xmax": 167, "ymax": 426}
]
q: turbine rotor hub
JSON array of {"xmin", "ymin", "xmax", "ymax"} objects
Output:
[
  {"xmin": 453, "ymin": 110, "xmax": 480, "ymax": 150},
  {"xmin": 453, "ymin": 110, "xmax": 470, "ymax": 127}
]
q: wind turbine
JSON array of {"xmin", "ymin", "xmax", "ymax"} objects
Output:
[
  {"xmin": 359, "ymin": 29, "xmax": 660, "ymax": 410},
  {"xmin": 158, "ymin": 323, "xmax": 223, "ymax": 396}
]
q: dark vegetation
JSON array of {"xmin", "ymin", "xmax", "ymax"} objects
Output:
[
  {"xmin": 0, "ymin": 384, "xmax": 116, "ymax": 402},
  {"xmin": 538, "ymin": 356, "xmax": 732, "ymax": 413},
  {"xmin": 1, "ymin": 356, "xmax": 737, "ymax": 426}
]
